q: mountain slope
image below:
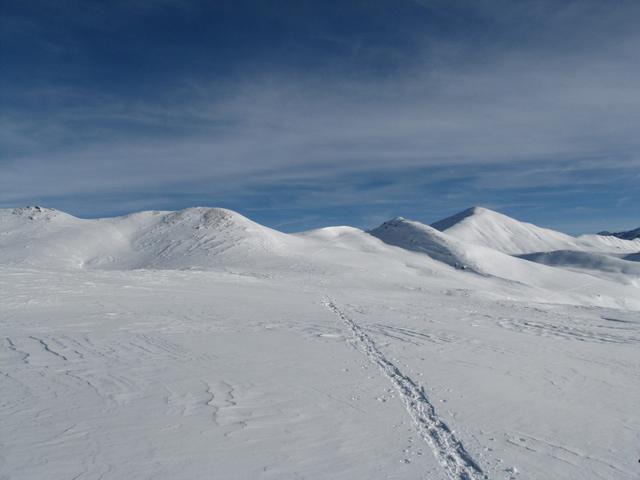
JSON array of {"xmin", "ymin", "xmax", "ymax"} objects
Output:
[
  {"xmin": 520, "ymin": 250, "xmax": 640, "ymax": 277},
  {"xmin": 0, "ymin": 207, "xmax": 127, "ymax": 269},
  {"xmin": 369, "ymin": 216, "xmax": 640, "ymax": 307},
  {"xmin": 295, "ymin": 226, "xmax": 389, "ymax": 253},
  {"xmin": 0, "ymin": 207, "xmax": 454, "ymax": 280},
  {"xmin": 369, "ymin": 217, "xmax": 476, "ymax": 270},
  {"xmin": 431, "ymin": 207, "xmax": 580, "ymax": 254},
  {"xmin": 0, "ymin": 207, "xmax": 303, "ymax": 271},
  {"xmin": 100, "ymin": 207, "xmax": 301, "ymax": 270},
  {"xmin": 575, "ymin": 233, "xmax": 640, "ymax": 253},
  {"xmin": 432, "ymin": 206, "xmax": 640, "ymax": 255}
]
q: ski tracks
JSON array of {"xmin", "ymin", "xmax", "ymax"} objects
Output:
[{"xmin": 323, "ymin": 299, "xmax": 486, "ymax": 480}]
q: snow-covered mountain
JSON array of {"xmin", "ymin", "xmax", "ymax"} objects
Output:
[
  {"xmin": 431, "ymin": 206, "xmax": 640, "ymax": 254},
  {"xmin": 431, "ymin": 206, "xmax": 581, "ymax": 254},
  {"xmin": 0, "ymin": 206, "xmax": 302, "ymax": 270},
  {"xmin": 369, "ymin": 216, "xmax": 640, "ymax": 300},
  {"xmin": 1, "ymin": 205, "xmax": 638, "ymax": 306},
  {"xmin": 598, "ymin": 226, "xmax": 640, "ymax": 240},
  {"xmin": 0, "ymin": 206, "xmax": 123, "ymax": 269},
  {"xmin": 369, "ymin": 217, "xmax": 477, "ymax": 270},
  {"xmin": 99, "ymin": 207, "xmax": 303, "ymax": 270}
]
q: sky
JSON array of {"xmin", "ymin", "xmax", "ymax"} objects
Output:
[{"xmin": 1, "ymin": 0, "xmax": 639, "ymax": 234}]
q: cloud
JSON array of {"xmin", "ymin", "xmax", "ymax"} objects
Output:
[{"xmin": 1, "ymin": 1, "xmax": 639, "ymax": 233}]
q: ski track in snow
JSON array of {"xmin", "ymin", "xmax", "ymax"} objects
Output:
[{"xmin": 323, "ymin": 299, "xmax": 486, "ymax": 480}]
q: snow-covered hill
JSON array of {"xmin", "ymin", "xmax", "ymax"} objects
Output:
[
  {"xmin": 369, "ymin": 216, "xmax": 640, "ymax": 308},
  {"xmin": 369, "ymin": 217, "xmax": 477, "ymax": 270},
  {"xmin": 99, "ymin": 207, "xmax": 303, "ymax": 270},
  {"xmin": 1, "ymin": 205, "xmax": 638, "ymax": 309},
  {"xmin": 0, "ymin": 206, "xmax": 126, "ymax": 269},
  {"xmin": 431, "ymin": 206, "xmax": 640, "ymax": 255},
  {"xmin": 431, "ymin": 207, "xmax": 580, "ymax": 254},
  {"xmin": 0, "ymin": 206, "xmax": 303, "ymax": 271}
]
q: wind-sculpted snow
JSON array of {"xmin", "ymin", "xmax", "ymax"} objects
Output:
[
  {"xmin": 2, "ymin": 205, "xmax": 640, "ymax": 479},
  {"xmin": 1, "ymin": 241, "xmax": 640, "ymax": 479},
  {"xmin": 106, "ymin": 207, "xmax": 301, "ymax": 270},
  {"xmin": 1, "ymin": 205, "xmax": 639, "ymax": 480},
  {"xmin": 324, "ymin": 299, "xmax": 486, "ymax": 480},
  {"xmin": 0, "ymin": 207, "xmax": 304, "ymax": 271}
]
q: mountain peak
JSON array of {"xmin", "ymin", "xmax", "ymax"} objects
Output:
[
  {"xmin": 431, "ymin": 206, "xmax": 496, "ymax": 232},
  {"xmin": 466, "ymin": 206, "xmax": 492, "ymax": 214},
  {"xmin": 371, "ymin": 216, "xmax": 428, "ymax": 233},
  {"xmin": 430, "ymin": 206, "xmax": 578, "ymax": 255},
  {"xmin": 163, "ymin": 207, "xmax": 247, "ymax": 226},
  {"xmin": 9, "ymin": 206, "xmax": 73, "ymax": 222}
]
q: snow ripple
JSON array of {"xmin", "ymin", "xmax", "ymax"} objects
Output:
[{"xmin": 324, "ymin": 299, "xmax": 486, "ymax": 480}]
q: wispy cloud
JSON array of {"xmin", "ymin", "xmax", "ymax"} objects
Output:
[{"xmin": 1, "ymin": 1, "xmax": 639, "ymax": 233}]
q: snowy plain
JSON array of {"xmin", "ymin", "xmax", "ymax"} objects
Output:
[{"xmin": 1, "ymin": 206, "xmax": 639, "ymax": 480}]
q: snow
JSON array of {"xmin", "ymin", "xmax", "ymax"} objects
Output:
[
  {"xmin": 431, "ymin": 207, "xmax": 581, "ymax": 254},
  {"xmin": 1, "ymin": 206, "xmax": 639, "ymax": 480},
  {"xmin": 370, "ymin": 216, "xmax": 640, "ymax": 309},
  {"xmin": 0, "ymin": 207, "xmax": 305, "ymax": 271},
  {"xmin": 519, "ymin": 250, "xmax": 640, "ymax": 283},
  {"xmin": 576, "ymin": 233, "xmax": 640, "ymax": 253},
  {"xmin": 432, "ymin": 206, "xmax": 640, "ymax": 255}
]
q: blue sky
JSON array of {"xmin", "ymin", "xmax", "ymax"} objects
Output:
[{"xmin": 2, "ymin": 0, "xmax": 639, "ymax": 233}]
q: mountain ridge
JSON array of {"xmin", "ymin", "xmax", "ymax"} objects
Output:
[
  {"xmin": 598, "ymin": 227, "xmax": 640, "ymax": 241},
  {"xmin": 2, "ymin": 205, "xmax": 639, "ymax": 273}
]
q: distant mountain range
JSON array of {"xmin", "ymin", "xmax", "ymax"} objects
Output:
[
  {"xmin": 1, "ymin": 205, "xmax": 638, "ymax": 277},
  {"xmin": 598, "ymin": 227, "xmax": 640, "ymax": 241}
]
